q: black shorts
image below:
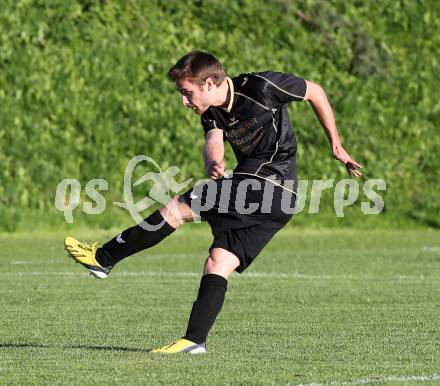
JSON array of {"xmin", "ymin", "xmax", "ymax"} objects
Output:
[{"xmin": 181, "ymin": 174, "xmax": 297, "ymax": 273}]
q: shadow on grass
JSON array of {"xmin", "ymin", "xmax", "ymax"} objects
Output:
[
  {"xmin": 70, "ymin": 344, "xmax": 151, "ymax": 353},
  {"xmin": 0, "ymin": 343, "xmax": 49, "ymax": 349},
  {"xmin": 0, "ymin": 342, "xmax": 151, "ymax": 353}
]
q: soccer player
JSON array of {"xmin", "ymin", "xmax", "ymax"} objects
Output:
[{"xmin": 65, "ymin": 51, "xmax": 362, "ymax": 353}]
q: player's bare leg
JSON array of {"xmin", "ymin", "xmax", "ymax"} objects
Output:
[
  {"xmin": 159, "ymin": 195, "xmax": 198, "ymax": 228},
  {"xmin": 203, "ymin": 248, "xmax": 240, "ymax": 279}
]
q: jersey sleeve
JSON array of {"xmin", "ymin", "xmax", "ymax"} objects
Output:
[
  {"xmin": 255, "ymin": 71, "xmax": 307, "ymax": 105},
  {"xmin": 200, "ymin": 113, "xmax": 222, "ymax": 137}
]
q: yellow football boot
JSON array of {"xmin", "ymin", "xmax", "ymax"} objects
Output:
[
  {"xmin": 64, "ymin": 236, "xmax": 112, "ymax": 279},
  {"xmin": 150, "ymin": 338, "xmax": 206, "ymax": 354}
]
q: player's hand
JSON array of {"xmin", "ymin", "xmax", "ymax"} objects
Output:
[
  {"xmin": 207, "ymin": 160, "xmax": 225, "ymax": 179},
  {"xmin": 332, "ymin": 144, "xmax": 363, "ymax": 177}
]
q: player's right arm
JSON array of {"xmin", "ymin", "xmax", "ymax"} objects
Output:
[{"xmin": 203, "ymin": 129, "xmax": 225, "ymax": 179}]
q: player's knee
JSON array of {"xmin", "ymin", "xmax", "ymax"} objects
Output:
[
  {"xmin": 204, "ymin": 255, "xmax": 217, "ymax": 272},
  {"xmin": 160, "ymin": 196, "xmax": 183, "ymax": 228},
  {"xmin": 203, "ymin": 256, "xmax": 232, "ymax": 278},
  {"xmin": 204, "ymin": 249, "xmax": 240, "ymax": 278}
]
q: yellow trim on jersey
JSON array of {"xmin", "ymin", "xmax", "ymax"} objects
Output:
[
  {"xmin": 223, "ymin": 77, "xmax": 235, "ymax": 113},
  {"xmin": 233, "ymin": 172, "xmax": 297, "ymax": 196}
]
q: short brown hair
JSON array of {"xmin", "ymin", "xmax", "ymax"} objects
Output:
[{"xmin": 168, "ymin": 51, "xmax": 226, "ymax": 86}]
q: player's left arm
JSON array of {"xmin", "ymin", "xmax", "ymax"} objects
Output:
[{"xmin": 304, "ymin": 80, "xmax": 363, "ymax": 177}]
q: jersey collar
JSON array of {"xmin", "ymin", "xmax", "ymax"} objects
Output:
[{"xmin": 222, "ymin": 77, "xmax": 235, "ymax": 113}]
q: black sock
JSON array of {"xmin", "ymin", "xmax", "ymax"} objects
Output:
[
  {"xmin": 184, "ymin": 274, "xmax": 228, "ymax": 344},
  {"xmin": 96, "ymin": 210, "xmax": 175, "ymax": 267}
]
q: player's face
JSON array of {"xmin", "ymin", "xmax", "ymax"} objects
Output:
[{"xmin": 176, "ymin": 79, "xmax": 211, "ymax": 115}]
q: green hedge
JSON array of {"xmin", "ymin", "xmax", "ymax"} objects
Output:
[{"xmin": 0, "ymin": 0, "xmax": 439, "ymax": 231}]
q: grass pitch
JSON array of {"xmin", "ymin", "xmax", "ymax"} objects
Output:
[{"xmin": 0, "ymin": 225, "xmax": 439, "ymax": 385}]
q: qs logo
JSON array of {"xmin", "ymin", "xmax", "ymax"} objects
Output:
[{"xmin": 54, "ymin": 155, "xmax": 193, "ymax": 228}]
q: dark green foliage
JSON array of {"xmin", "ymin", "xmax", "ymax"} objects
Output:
[{"xmin": 0, "ymin": 0, "xmax": 438, "ymax": 230}]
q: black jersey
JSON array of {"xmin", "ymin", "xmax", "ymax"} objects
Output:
[{"xmin": 200, "ymin": 71, "xmax": 307, "ymax": 181}]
